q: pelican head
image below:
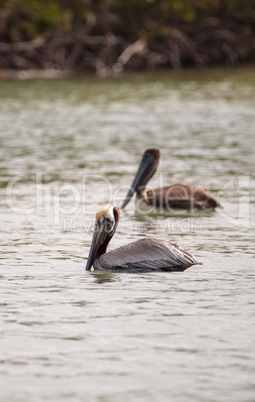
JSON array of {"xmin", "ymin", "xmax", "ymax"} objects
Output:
[
  {"xmin": 121, "ymin": 148, "xmax": 161, "ymax": 209},
  {"xmin": 86, "ymin": 205, "xmax": 116, "ymax": 271}
]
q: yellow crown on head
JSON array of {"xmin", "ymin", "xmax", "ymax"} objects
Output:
[{"xmin": 96, "ymin": 205, "xmax": 112, "ymax": 222}]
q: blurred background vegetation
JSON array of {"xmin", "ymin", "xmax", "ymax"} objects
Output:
[{"xmin": 0, "ymin": 0, "xmax": 254, "ymax": 73}]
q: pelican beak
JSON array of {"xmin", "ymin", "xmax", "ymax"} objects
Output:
[
  {"xmin": 121, "ymin": 154, "xmax": 155, "ymax": 209},
  {"xmin": 85, "ymin": 217, "xmax": 110, "ymax": 271}
]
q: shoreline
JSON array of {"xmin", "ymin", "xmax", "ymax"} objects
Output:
[
  {"xmin": 0, "ymin": 63, "xmax": 254, "ymax": 81},
  {"xmin": 1, "ymin": 1, "xmax": 254, "ymax": 78},
  {"xmin": 1, "ymin": 23, "xmax": 254, "ymax": 79}
]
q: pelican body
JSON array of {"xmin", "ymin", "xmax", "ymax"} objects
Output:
[
  {"xmin": 85, "ymin": 205, "xmax": 202, "ymax": 273},
  {"xmin": 121, "ymin": 149, "xmax": 223, "ymax": 212}
]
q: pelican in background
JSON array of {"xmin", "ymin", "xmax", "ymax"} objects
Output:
[
  {"xmin": 85, "ymin": 205, "xmax": 202, "ymax": 273},
  {"xmin": 121, "ymin": 148, "xmax": 223, "ymax": 212}
]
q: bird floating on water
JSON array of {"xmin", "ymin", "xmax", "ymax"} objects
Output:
[
  {"xmin": 85, "ymin": 205, "xmax": 202, "ymax": 273},
  {"xmin": 121, "ymin": 148, "xmax": 223, "ymax": 212}
]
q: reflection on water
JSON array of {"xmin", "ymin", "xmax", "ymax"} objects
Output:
[
  {"xmin": 0, "ymin": 67, "xmax": 255, "ymax": 401},
  {"xmin": 90, "ymin": 271, "xmax": 117, "ymax": 284}
]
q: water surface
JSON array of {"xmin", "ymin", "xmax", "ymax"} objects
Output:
[{"xmin": 0, "ymin": 68, "xmax": 255, "ymax": 401}]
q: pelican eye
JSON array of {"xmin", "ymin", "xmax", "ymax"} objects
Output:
[{"xmin": 98, "ymin": 215, "xmax": 104, "ymax": 224}]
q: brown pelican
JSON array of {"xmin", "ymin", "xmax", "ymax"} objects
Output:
[
  {"xmin": 85, "ymin": 205, "xmax": 202, "ymax": 273},
  {"xmin": 121, "ymin": 148, "xmax": 223, "ymax": 212}
]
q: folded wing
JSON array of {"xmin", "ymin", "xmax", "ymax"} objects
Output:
[
  {"xmin": 97, "ymin": 238, "xmax": 202, "ymax": 273},
  {"xmin": 147, "ymin": 184, "xmax": 223, "ymax": 210}
]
